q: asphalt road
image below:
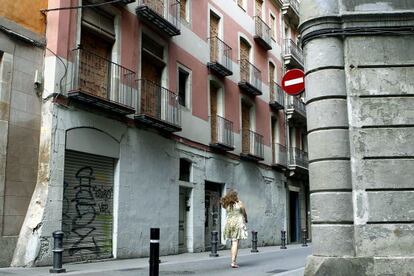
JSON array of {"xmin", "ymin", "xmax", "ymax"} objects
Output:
[
  {"xmin": 0, "ymin": 245, "xmax": 311, "ymax": 276},
  {"xmin": 80, "ymin": 246, "xmax": 310, "ymax": 276}
]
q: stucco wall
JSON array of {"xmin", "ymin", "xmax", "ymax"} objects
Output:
[{"xmin": 0, "ymin": 0, "xmax": 47, "ymax": 35}]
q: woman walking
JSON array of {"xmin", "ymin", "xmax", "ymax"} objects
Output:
[{"xmin": 221, "ymin": 190, "xmax": 248, "ymax": 268}]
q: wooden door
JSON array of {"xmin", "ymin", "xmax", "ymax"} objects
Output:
[
  {"xmin": 240, "ymin": 39, "xmax": 250, "ymax": 82},
  {"xmin": 255, "ymin": 0, "xmax": 263, "ymax": 17},
  {"xmin": 80, "ymin": 30, "xmax": 112, "ymax": 99},
  {"xmin": 143, "ymin": 0, "xmax": 164, "ymax": 16},
  {"xmin": 210, "ymin": 13, "xmax": 220, "ymax": 63},
  {"xmin": 204, "ymin": 183, "xmax": 221, "ymax": 250},
  {"xmin": 241, "ymin": 102, "xmax": 251, "ymax": 153},
  {"xmin": 269, "ymin": 62, "xmax": 275, "ymax": 100},
  {"xmin": 141, "ymin": 56, "xmax": 162, "ymax": 118},
  {"xmin": 179, "ymin": 188, "xmax": 187, "ymax": 253},
  {"xmin": 210, "ymin": 85, "xmax": 218, "ymax": 143}
]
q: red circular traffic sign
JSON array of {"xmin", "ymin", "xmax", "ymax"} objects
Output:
[{"xmin": 281, "ymin": 69, "xmax": 305, "ymax": 95}]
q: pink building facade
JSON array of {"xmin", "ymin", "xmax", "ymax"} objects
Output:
[{"xmin": 10, "ymin": 0, "xmax": 309, "ymax": 266}]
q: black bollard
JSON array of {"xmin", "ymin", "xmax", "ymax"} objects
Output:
[
  {"xmin": 49, "ymin": 231, "xmax": 66, "ymax": 273},
  {"xmin": 302, "ymin": 229, "xmax": 308, "ymax": 247},
  {"xmin": 209, "ymin": 231, "xmax": 219, "ymax": 257},
  {"xmin": 251, "ymin": 231, "xmax": 259, "ymax": 252},
  {"xmin": 280, "ymin": 230, "xmax": 287, "ymax": 249},
  {"xmin": 149, "ymin": 228, "xmax": 160, "ymax": 276}
]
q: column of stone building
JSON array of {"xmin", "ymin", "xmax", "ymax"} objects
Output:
[
  {"xmin": 301, "ymin": 20, "xmax": 356, "ymax": 276},
  {"xmin": 300, "ymin": 0, "xmax": 414, "ymax": 275}
]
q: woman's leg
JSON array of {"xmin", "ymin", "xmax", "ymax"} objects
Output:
[{"xmin": 231, "ymin": 239, "xmax": 239, "ymax": 265}]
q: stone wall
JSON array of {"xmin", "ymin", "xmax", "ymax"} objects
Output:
[
  {"xmin": 0, "ymin": 28, "xmax": 44, "ymax": 267},
  {"xmin": 300, "ymin": 0, "xmax": 414, "ymax": 275}
]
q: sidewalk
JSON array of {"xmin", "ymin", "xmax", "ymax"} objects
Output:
[{"xmin": 0, "ymin": 244, "xmax": 309, "ymax": 276}]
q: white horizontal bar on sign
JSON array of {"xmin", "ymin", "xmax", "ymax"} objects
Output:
[{"xmin": 284, "ymin": 77, "xmax": 304, "ymax": 87}]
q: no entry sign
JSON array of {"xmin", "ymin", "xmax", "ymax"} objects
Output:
[{"xmin": 281, "ymin": 69, "xmax": 305, "ymax": 95}]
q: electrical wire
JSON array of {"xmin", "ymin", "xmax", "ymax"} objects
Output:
[
  {"xmin": 45, "ymin": 47, "xmax": 68, "ymax": 99},
  {"xmin": 41, "ymin": 0, "xmax": 123, "ymax": 13}
]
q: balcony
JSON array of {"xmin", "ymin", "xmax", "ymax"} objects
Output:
[
  {"xmin": 287, "ymin": 96, "xmax": 306, "ymax": 125},
  {"xmin": 136, "ymin": 0, "xmax": 180, "ymax": 37},
  {"xmin": 269, "ymin": 82, "xmax": 285, "ymax": 110},
  {"xmin": 210, "ymin": 115, "xmax": 235, "ymax": 151},
  {"xmin": 282, "ymin": 0, "xmax": 299, "ymax": 27},
  {"xmin": 67, "ymin": 47, "xmax": 136, "ymax": 115},
  {"xmin": 283, "ymin": 39, "xmax": 303, "ymax": 68},
  {"xmin": 289, "ymin": 147, "xmax": 308, "ymax": 171},
  {"xmin": 241, "ymin": 129, "xmax": 264, "ymax": 161},
  {"xmin": 272, "ymin": 143, "xmax": 288, "ymax": 169},
  {"xmin": 254, "ymin": 16, "xmax": 272, "ymax": 50},
  {"xmin": 207, "ymin": 37, "xmax": 233, "ymax": 77},
  {"xmin": 135, "ymin": 79, "xmax": 181, "ymax": 132},
  {"xmin": 238, "ymin": 59, "xmax": 262, "ymax": 96}
]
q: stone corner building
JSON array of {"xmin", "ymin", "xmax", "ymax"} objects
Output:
[{"xmin": 299, "ymin": 0, "xmax": 414, "ymax": 275}]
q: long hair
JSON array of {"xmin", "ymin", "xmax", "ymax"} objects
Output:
[{"xmin": 220, "ymin": 190, "xmax": 238, "ymax": 209}]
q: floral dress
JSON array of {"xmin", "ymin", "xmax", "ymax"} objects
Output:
[{"xmin": 223, "ymin": 202, "xmax": 248, "ymax": 240}]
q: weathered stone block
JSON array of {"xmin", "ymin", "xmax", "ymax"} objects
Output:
[
  {"xmin": 309, "ymin": 160, "xmax": 352, "ymax": 191},
  {"xmin": 305, "ymin": 69, "xmax": 346, "ymax": 101},
  {"xmin": 307, "ymin": 99, "xmax": 348, "ymax": 131},
  {"xmin": 305, "ymin": 38, "xmax": 344, "ymax": 72},
  {"xmin": 300, "ymin": 0, "xmax": 339, "ymax": 24},
  {"xmin": 341, "ymin": 0, "xmax": 414, "ymax": 13},
  {"xmin": 351, "ymin": 97, "xmax": 414, "ymax": 127},
  {"xmin": 304, "ymin": 256, "xmax": 374, "ymax": 276},
  {"xmin": 312, "ymin": 224, "xmax": 355, "ymax": 256},
  {"xmin": 347, "ymin": 67, "xmax": 414, "ymax": 96},
  {"xmin": 355, "ymin": 159, "xmax": 414, "ymax": 190},
  {"xmin": 308, "ymin": 129, "xmax": 350, "ymax": 160},
  {"xmin": 311, "ymin": 192, "xmax": 353, "ymax": 222},
  {"xmin": 355, "ymin": 224, "xmax": 414, "ymax": 257},
  {"xmin": 352, "ymin": 128, "xmax": 414, "ymax": 157},
  {"xmin": 346, "ymin": 36, "xmax": 414, "ymax": 65},
  {"xmin": 373, "ymin": 257, "xmax": 414, "ymax": 275},
  {"xmin": 367, "ymin": 191, "xmax": 414, "ymax": 222}
]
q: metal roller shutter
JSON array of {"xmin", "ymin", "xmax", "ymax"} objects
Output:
[{"xmin": 62, "ymin": 150, "xmax": 115, "ymax": 263}]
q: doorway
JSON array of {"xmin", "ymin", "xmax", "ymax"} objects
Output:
[
  {"xmin": 204, "ymin": 181, "xmax": 223, "ymax": 250},
  {"xmin": 289, "ymin": 190, "xmax": 301, "ymax": 243},
  {"xmin": 179, "ymin": 187, "xmax": 192, "ymax": 253}
]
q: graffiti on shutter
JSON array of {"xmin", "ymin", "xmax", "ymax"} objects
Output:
[{"xmin": 62, "ymin": 150, "xmax": 115, "ymax": 263}]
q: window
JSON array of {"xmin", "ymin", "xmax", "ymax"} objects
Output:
[
  {"xmin": 270, "ymin": 13, "xmax": 276, "ymax": 40},
  {"xmin": 180, "ymin": 0, "xmax": 190, "ymax": 23},
  {"xmin": 179, "ymin": 158, "xmax": 191, "ymax": 182},
  {"xmin": 178, "ymin": 68, "xmax": 190, "ymax": 107}
]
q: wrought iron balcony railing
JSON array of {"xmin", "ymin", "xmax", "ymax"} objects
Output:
[
  {"xmin": 287, "ymin": 96, "xmax": 306, "ymax": 117},
  {"xmin": 241, "ymin": 129, "xmax": 264, "ymax": 160},
  {"xmin": 289, "ymin": 147, "xmax": 308, "ymax": 169},
  {"xmin": 239, "ymin": 59, "xmax": 262, "ymax": 95},
  {"xmin": 207, "ymin": 36, "xmax": 233, "ymax": 76},
  {"xmin": 136, "ymin": 79, "xmax": 181, "ymax": 131},
  {"xmin": 254, "ymin": 16, "xmax": 272, "ymax": 50},
  {"xmin": 136, "ymin": 0, "xmax": 181, "ymax": 37},
  {"xmin": 67, "ymin": 47, "xmax": 136, "ymax": 115},
  {"xmin": 270, "ymin": 82, "xmax": 285, "ymax": 110},
  {"xmin": 211, "ymin": 115, "xmax": 234, "ymax": 151},
  {"xmin": 283, "ymin": 39, "xmax": 303, "ymax": 66},
  {"xmin": 273, "ymin": 143, "xmax": 287, "ymax": 167}
]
